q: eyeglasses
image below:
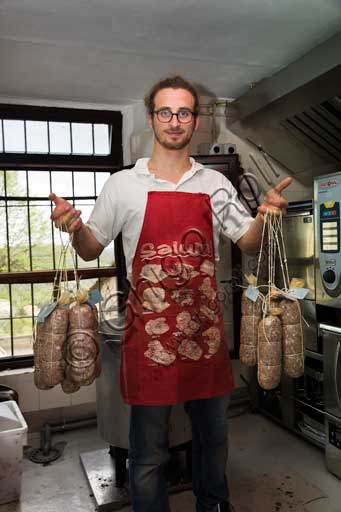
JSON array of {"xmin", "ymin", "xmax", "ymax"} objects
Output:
[{"xmin": 153, "ymin": 108, "xmax": 195, "ymax": 124}]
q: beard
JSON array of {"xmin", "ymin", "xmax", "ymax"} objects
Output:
[{"xmin": 153, "ymin": 123, "xmax": 195, "ymax": 150}]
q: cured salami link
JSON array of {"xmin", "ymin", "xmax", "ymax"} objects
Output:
[
  {"xmin": 64, "ymin": 303, "xmax": 100, "ymax": 386},
  {"xmin": 258, "ymin": 340, "xmax": 282, "ymax": 365},
  {"xmin": 239, "ymin": 314, "xmax": 260, "ymax": 367},
  {"xmin": 282, "ymin": 323, "xmax": 304, "ymax": 378},
  {"xmin": 258, "ymin": 364, "xmax": 282, "ymax": 391},
  {"xmin": 282, "ymin": 324, "xmax": 303, "ymax": 355},
  {"xmin": 39, "ymin": 334, "xmax": 66, "ymax": 360},
  {"xmin": 33, "ymin": 306, "xmax": 69, "ymax": 390},
  {"xmin": 241, "ymin": 291, "xmax": 262, "ymax": 317},
  {"xmin": 34, "ymin": 364, "xmax": 65, "ymax": 389},
  {"xmin": 69, "ymin": 303, "xmax": 99, "ymax": 329},
  {"xmin": 240, "ymin": 315, "xmax": 260, "ymax": 346},
  {"xmin": 61, "ymin": 378, "xmax": 81, "ymax": 394},
  {"xmin": 45, "ymin": 307, "xmax": 69, "ymax": 331},
  {"xmin": 283, "ymin": 354, "xmax": 304, "ymax": 378},
  {"xmin": 280, "ymin": 299, "xmax": 301, "ymax": 325},
  {"xmin": 257, "ymin": 315, "xmax": 282, "ymax": 390},
  {"xmin": 239, "ymin": 345, "xmax": 257, "ymax": 367}
]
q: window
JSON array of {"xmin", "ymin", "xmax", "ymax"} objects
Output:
[{"xmin": 0, "ymin": 105, "xmax": 123, "ymax": 368}]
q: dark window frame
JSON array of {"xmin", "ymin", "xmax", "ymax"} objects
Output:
[{"xmin": 0, "ymin": 103, "xmax": 123, "ymax": 169}]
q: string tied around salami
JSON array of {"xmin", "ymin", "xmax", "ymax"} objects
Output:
[
  {"xmin": 239, "ymin": 210, "xmax": 307, "ymax": 390},
  {"xmin": 33, "ymin": 223, "xmax": 102, "ymax": 393}
]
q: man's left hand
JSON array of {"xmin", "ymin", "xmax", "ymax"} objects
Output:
[{"xmin": 258, "ymin": 177, "xmax": 293, "ymax": 215}]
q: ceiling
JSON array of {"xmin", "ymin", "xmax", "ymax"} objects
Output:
[{"xmin": 0, "ymin": 0, "xmax": 340, "ymax": 106}]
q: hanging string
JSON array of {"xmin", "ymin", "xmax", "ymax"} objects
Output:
[
  {"xmin": 278, "ymin": 213, "xmax": 291, "ymax": 290},
  {"xmin": 68, "ymin": 230, "xmax": 80, "ymax": 291},
  {"xmin": 255, "ymin": 209, "xmax": 269, "ymax": 288}
]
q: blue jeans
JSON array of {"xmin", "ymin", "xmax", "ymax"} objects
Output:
[{"xmin": 129, "ymin": 393, "xmax": 230, "ymax": 512}]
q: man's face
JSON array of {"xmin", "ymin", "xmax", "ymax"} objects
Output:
[{"xmin": 148, "ymin": 88, "xmax": 199, "ymax": 151}]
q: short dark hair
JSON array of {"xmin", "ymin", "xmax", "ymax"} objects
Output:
[{"xmin": 144, "ymin": 75, "xmax": 199, "ymax": 116}]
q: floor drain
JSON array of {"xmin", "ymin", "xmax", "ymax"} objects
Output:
[{"xmin": 25, "ymin": 442, "xmax": 66, "ymax": 465}]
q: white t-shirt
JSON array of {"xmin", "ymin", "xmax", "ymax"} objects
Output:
[{"xmin": 87, "ymin": 157, "xmax": 254, "ymax": 281}]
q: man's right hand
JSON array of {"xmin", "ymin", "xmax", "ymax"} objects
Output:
[{"xmin": 49, "ymin": 193, "xmax": 83, "ymax": 233}]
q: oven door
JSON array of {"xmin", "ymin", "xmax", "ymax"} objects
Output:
[{"xmin": 321, "ymin": 323, "xmax": 341, "ymax": 419}]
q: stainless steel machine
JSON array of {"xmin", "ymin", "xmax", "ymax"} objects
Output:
[
  {"xmin": 315, "ymin": 174, "xmax": 341, "ymax": 308},
  {"xmin": 279, "ymin": 203, "xmax": 316, "ymax": 351},
  {"xmin": 315, "ymin": 172, "xmax": 341, "ymax": 478},
  {"xmin": 319, "ymin": 323, "xmax": 341, "ymax": 478}
]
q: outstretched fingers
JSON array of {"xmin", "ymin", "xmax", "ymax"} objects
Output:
[
  {"xmin": 274, "ymin": 176, "xmax": 293, "ymax": 194},
  {"xmin": 49, "ymin": 192, "xmax": 82, "ymax": 232}
]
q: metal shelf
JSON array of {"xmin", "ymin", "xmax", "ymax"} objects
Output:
[{"xmin": 291, "ymin": 396, "xmax": 325, "ymax": 415}]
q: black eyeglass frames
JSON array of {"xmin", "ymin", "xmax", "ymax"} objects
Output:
[{"xmin": 152, "ymin": 108, "xmax": 196, "ymax": 124}]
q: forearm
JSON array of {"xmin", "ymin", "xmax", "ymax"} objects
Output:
[
  {"xmin": 237, "ymin": 213, "xmax": 265, "ymax": 254},
  {"xmin": 71, "ymin": 224, "xmax": 104, "ymax": 261}
]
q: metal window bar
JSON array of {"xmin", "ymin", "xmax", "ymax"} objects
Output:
[
  {"xmin": 24, "ymin": 168, "xmax": 36, "ymax": 340},
  {"xmin": 9, "ymin": 283, "xmax": 14, "ymax": 356},
  {"xmin": 3, "ymin": 171, "xmax": 10, "ymax": 273},
  {"xmin": 47, "ymin": 121, "xmax": 51, "ymax": 154},
  {"xmin": 49, "ymin": 169, "xmax": 56, "ymax": 269},
  {"xmin": 1, "ymin": 120, "xmax": 4, "ymax": 151},
  {"xmin": 71, "ymin": 169, "xmax": 78, "ymax": 269},
  {"xmin": 69, "ymin": 122, "xmax": 73, "ymax": 155},
  {"xmin": 91, "ymin": 123, "xmax": 95, "ymax": 157}
]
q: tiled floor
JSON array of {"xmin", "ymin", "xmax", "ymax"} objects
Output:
[{"xmin": 1, "ymin": 410, "xmax": 341, "ymax": 512}]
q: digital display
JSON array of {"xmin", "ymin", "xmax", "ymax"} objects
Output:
[
  {"xmin": 320, "ymin": 204, "xmax": 340, "ymax": 253},
  {"xmin": 322, "ymin": 210, "xmax": 337, "ymax": 217}
]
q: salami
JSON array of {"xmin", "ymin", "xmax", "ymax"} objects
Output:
[
  {"xmin": 239, "ymin": 315, "xmax": 260, "ymax": 366},
  {"xmin": 281, "ymin": 299, "xmax": 304, "ymax": 378},
  {"xmin": 280, "ymin": 298, "xmax": 301, "ymax": 325},
  {"xmin": 64, "ymin": 303, "xmax": 100, "ymax": 386},
  {"xmin": 33, "ymin": 306, "xmax": 68, "ymax": 390},
  {"xmin": 239, "ymin": 290, "xmax": 262, "ymax": 366},
  {"xmin": 241, "ymin": 291, "xmax": 262, "ymax": 317},
  {"xmin": 257, "ymin": 314, "xmax": 282, "ymax": 390},
  {"xmin": 61, "ymin": 378, "xmax": 81, "ymax": 394}
]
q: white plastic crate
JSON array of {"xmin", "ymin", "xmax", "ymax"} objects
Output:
[{"xmin": 0, "ymin": 400, "xmax": 28, "ymax": 504}]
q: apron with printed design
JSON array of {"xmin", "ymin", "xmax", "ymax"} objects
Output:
[{"xmin": 120, "ymin": 191, "xmax": 234, "ymax": 405}]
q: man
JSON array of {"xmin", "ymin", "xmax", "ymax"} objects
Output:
[{"xmin": 50, "ymin": 75, "xmax": 291, "ymax": 512}]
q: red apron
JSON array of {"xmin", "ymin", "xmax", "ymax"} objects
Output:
[{"xmin": 120, "ymin": 191, "xmax": 234, "ymax": 405}]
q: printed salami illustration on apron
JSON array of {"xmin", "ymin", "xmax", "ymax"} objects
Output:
[{"xmin": 121, "ymin": 191, "xmax": 234, "ymax": 405}]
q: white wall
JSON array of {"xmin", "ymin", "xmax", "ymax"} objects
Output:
[
  {"xmin": 0, "ymin": 368, "xmax": 96, "ymax": 415},
  {"xmin": 126, "ymin": 97, "xmax": 313, "ymax": 204},
  {"xmin": 213, "ymin": 101, "xmax": 312, "ymax": 203}
]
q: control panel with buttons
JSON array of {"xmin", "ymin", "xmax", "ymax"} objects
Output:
[{"xmin": 315, "ymin": 174, "xmax": 341, "ymax": 300}]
